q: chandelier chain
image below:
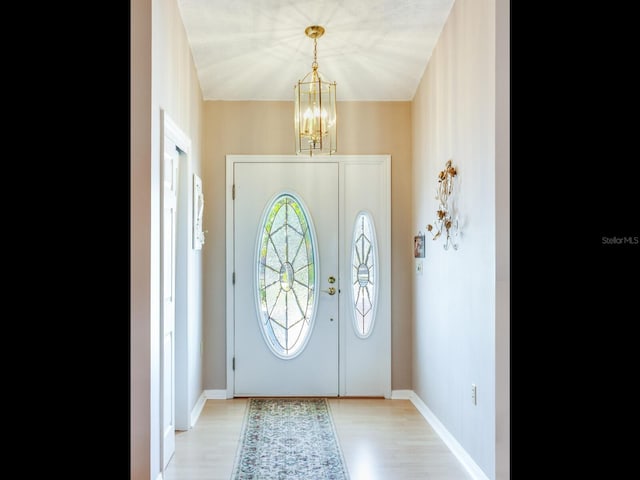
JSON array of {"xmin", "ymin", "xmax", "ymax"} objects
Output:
[{"xmin": 312, "ymin": 37, "xmax": 318, "ymax": 70}]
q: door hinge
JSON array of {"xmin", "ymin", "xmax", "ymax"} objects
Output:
[
  {"xmin": 232, "ymin": 184, "xmax": 235, "ymax": 200},
  {"xmin": 232, "ymin": 272, "xmax": 236, "ymax": 284},
  {"xmin": 232, "ymin": 357, "xmax": 235, "ymax": 371}
]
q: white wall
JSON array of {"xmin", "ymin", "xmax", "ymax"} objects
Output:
[
  {"xmin": 131, "ymin": 0, "xmax": 205, "ymax": 477},
  {"xmin": 411, "ymin": 0, "xmax": 507, "ymax": 478}
]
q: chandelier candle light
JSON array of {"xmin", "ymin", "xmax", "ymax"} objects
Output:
[{"xmin": 294, "ymin": 25, "xmax": 337, "ymax": 155}]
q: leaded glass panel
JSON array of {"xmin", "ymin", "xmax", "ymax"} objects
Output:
[
  {"xmin": 351, "ymin": 212, "xmax": 378, "ymax": 338},
  {"xmin": 257, "ymin": 193, "xmax": 317, "ymax": 358}
]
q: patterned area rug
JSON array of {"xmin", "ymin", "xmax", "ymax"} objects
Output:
[{"xmin": 231, "ymin": 398, "xmax": 350, "ymax": 479}]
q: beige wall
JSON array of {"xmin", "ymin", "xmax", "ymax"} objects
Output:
[
  {"xmin": 203, "ymin": 101, "xmax": 413, "ymax": 390},
  {"xmin": 411, "ymin": 0, "xmax": 508, "ymax": 478},
  {"xmin": 131, "ymin": 0, "xmax": 152, "ymax": 478},
  {"xmin": 131, "ymin": 0, "xmax": 205, "ymax": 478}
]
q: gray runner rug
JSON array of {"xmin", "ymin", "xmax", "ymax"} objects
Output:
[{"xmin": 231, "ymin": 398, "xmax": 350, "ymax": 479}]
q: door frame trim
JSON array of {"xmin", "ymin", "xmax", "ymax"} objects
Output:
[
  {"xmin": 225, "ymin": 155, "xmax": 391, "ymax": 398},
  {"xmin": 160, "ymin": 110, "xmax": 191, "ymax": 468}
]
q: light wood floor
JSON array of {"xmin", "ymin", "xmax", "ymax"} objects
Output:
[{"xmin": 163, "ymin": 398, "xmax": 472, "ymax": 480}]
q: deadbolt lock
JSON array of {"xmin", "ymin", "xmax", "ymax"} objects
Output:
[{"xmin": 328, "ymin": 276, "xmax": 336, "ymax": 284}]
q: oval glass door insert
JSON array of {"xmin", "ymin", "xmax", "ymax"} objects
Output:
[
  {"xmin": 256, "ymin": 193, "xmax": 318, "ymax": 358},
  {"xmin": 351, "ymin": 211, "xmax": 378, "ymax": 338}
]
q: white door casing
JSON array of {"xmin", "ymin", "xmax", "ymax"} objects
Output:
[
  {"xmin": 161, "ymin": 140, "xmax": 178, "ymax": 468},
  {"xmin": 226, "ymin": 155, "xmax": 391, "ymax": 398},
  {"xmin": 163, "ymin": 113, "xmax": 192, "ymax": 435}
]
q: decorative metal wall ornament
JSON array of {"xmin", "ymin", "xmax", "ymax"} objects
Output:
[{"xmin": 426, "ymin": 159, "xmax": 460, "ymax": 250}]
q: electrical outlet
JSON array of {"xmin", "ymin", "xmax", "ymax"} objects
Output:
[{"xmin": 471, "ymin": 384, "xmax": 477, "ymax": 405}]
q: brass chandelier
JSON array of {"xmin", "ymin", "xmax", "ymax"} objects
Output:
[{"xmin": 294, "ymin": 25, "xmax": 337, "ymax": 155}]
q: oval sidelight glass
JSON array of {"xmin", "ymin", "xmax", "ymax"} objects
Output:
[
  {"xmin": 256, "ymin": 193, "xmax": 318, "ymax": 358},
  {"xmin": 351, "ymin": 211, "xmax": 378, "ymax": 338}
]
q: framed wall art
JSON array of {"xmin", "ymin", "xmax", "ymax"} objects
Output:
[
  {"xmin": 193, "ymin": 173, "xmax": 205, "ymax": 249},
  {"xmin": 414, "ymin": 233, "xmax": 425, "ymax": 258}
]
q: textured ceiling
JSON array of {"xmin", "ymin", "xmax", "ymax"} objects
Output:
[{"xmin": 178, "ymin": 0, "xmax": 455, "ymax": 101}]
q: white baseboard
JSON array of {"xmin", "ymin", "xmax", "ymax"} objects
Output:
[
  {"xmin": 204, "ymin": 389, "xmax": 228, "ymax": 399},
  {"xmin": 190, "ymin": 391, "xmax": 206, "ymax": 427},
  {"xmin": 407, "ymin": 391, "xmax": 490, "ymax": 480},
  {"xmin": 390, "ymin": 389, "xmax": 413, "ymax": 400}
]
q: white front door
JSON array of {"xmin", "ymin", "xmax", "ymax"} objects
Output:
[
  {"xmin": 233, "ymin": 161, "xmax": 339, "ymax": 396},
  {"xmin": 161, "ymin": 142, "xmax": 178, "ymax": 467}
]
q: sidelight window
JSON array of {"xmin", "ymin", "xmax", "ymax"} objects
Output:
[{"xmin": 351, "ymin": 212, "xmax": 378, "ymax": 338}]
